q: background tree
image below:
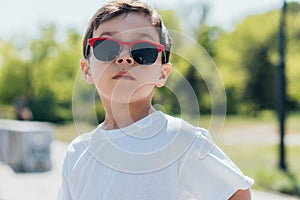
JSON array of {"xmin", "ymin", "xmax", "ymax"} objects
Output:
[
  {"xmin": 215, "ymin": 2, "xmax": 300, "ymax": 114},
  {"xmin": 0, "ymin": 25, "xmax": 81, "ymax": 122},
  {"xmin": 1, "ymin": 2, "xmax": 300, "ymax": 122}
]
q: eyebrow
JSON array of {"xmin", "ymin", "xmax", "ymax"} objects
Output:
[
  {"xmin": 97, "ymin": 31, "xmax": 118, "ymax": 37},
  {"xmin": 134, "ymin": 32, "xmax": 156, "ymax": 41},
  {"xmin": 97, "ymin": 31, "xmax": 157, "ymax": 41}
]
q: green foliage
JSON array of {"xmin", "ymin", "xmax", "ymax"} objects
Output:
[
  {"xmin": 158, "ymin": 9, "xmax": 181, "ymax": 32},
  {"xmin": 196, "ymin": 24, "xmax": 222, "ymax": 57},
  {"xmin": 0, "ymin": 25, "xmax": 81, "ymax": 122},
  {"xmin": 1, "ymin": 2, "xmax": 300, "ymax": 121},
  {"xmin": 242, "ymin": 42, "xmax": 276, "ymax": 111},
  {"xmin": 215, "ymin": 2, "xmax": 300, "ymax": 114},
  {"xmin": 0, "ymin": 42, "xmax": 27, "ymax": 103},
  {"xmin": 285, "ymin": 3, "xmax": 300, "ymax": 109}
]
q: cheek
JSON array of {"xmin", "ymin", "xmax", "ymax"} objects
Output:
[
  {"xmin": 94, "ymin": 72, "xmax": 115, "ymax": 100},
  {"xmin": 89, "ymin": 60, "xmax": 113, "ymax": 88},
  {"xmin": 132, "ymin": 64, "xmax": 161, "ymax": 80}
]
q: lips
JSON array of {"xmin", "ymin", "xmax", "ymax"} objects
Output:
[{"xmin": 112, "ymin": 71, "xmax": 135, "ymax": 80}]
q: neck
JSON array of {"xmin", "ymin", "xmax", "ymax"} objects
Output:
[{"xmin": 100, "ymin": 95, "xmax": 155, "ymax": 130}]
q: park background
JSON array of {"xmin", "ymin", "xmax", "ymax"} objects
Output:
[{"xmin": 1, "ymin": 0, "xmax": 300, "ymax": 198}]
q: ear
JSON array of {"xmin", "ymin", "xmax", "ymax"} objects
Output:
[
  {"xmin": 80, "ymin": 58, "xmax": 93, "ymax": 84},
  {"xmin": 156, "ymin": 63, "xmax": 172, "ymax": 88}
]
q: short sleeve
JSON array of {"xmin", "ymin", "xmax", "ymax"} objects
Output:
[{"xmin": 178, "ymin": 128, "xmax": 254, "ymax": 200}]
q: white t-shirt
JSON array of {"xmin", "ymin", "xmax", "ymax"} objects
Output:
[{"xmin": 58, "ymin": 111, "xmax": 254, "ymax": 200}]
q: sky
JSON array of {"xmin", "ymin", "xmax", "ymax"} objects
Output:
[{"xmin": 0, "ymin": 0, "xmax": 298, "ymax": 40}]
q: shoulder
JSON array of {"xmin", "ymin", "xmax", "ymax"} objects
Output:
[
  {"xmin": 61, "ymin": 130, "xmax": 95, "ymax": 173},
  {"xmin": 67, "ymin": 131, "xmax": 93, "ymax": 154},
  {"xmin": 171, "ymin": 115, "xmax": 254, "ymax": 199},
  {"xmin": 163, "ymin": 113, "xmax": 210, "ymax": 140}
]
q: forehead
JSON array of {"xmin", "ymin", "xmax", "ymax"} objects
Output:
[{"xmin": 92, "ymin": 13, "xmax": 160, "ymax": 42}]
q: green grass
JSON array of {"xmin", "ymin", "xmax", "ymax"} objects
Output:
[
  {"xmin": 217, "ymin": 112, "xmax": 300, "ymax": 197},
  {"xmin": 53, "ymin": 122, "xmax": 95, "ymax": 142},
  {"xmin": 219, "ymin": 144, "xmax": 300, "ymax": 197},
  {"xmin": 287, "ymin": 113, "xmax": 300, "ymax": 134}
]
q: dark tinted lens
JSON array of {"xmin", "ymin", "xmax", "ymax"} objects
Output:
[
  {"xmin": 131, "ymin": 43, "xmax": 158, "ymax": 65},
  {"xmin": 93, "ymin": 39, "xmax": 120, "ymax": 61}
]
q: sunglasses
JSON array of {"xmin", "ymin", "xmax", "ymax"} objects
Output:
[{"xmin": 88, "ymin": 37, "xmax": 165, "ymax": 65}]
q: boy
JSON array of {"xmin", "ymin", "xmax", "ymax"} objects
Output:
[{"xmin": 58, "ymin": 0, "xmax": 254, "ymax": 199}]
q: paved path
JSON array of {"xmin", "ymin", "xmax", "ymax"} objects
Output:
[
  {"xmin": 0, "ymin": 141, "xmax": 299, "ymax": 200},
  {"xmin": 252, "ymin": 190, "xmax": 300, "ymax": 200},
  {"xmin": 0, "ymin": 141, "xmax": 65, "ymax": 200},
  {"xmin": 218, "ymin": 122, "xmax": 300, "ymax": 146}
]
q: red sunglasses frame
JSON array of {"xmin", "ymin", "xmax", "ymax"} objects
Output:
[{"xmin": 88, "ymin": 37, "xmax": 164, "ymax": 53}]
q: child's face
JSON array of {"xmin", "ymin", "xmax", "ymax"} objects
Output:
[{"xmin": 82, "ymin": 13, "xmax": 171, "ymax": 104}]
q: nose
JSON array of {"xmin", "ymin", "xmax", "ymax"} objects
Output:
[
  {"xmin": 115, "ymin": 51, "xmax": 134, "ymax": 66},
  {"xmin": 115, "ymin": 56, "xmax": 134, "ymax": 65}
]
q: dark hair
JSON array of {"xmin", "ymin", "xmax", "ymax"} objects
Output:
[{"xmin": 82, "ymin": 0, "xmax": 171, "ymax": 64}]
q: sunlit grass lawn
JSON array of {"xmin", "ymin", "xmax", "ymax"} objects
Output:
[
  {"xmin": 219, "ymin": 144, "xmax": 300, "ymax": 196},
  {"xmin": 53, "ymin": 112, "xmax": 300, "ymax": 197},
  {"xmin": 218, "ymin": 112, "xmax": 300, "ymax": 197}
]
